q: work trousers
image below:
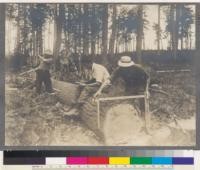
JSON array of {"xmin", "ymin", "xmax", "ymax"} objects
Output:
[{"xmin": 35, "ymin": 69, "xmax": 53, "ymax": 94}]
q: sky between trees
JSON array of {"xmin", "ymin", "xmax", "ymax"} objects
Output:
[{"xmin": 5, "ymin": 4, "xmax": 196, "ymax": 58}]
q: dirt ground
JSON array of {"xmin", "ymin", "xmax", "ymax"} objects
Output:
[{"xmin": 5, "ymin": 71, "xmax": 196, "ymax": 146}]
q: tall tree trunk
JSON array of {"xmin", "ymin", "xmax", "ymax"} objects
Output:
[
  {"xmin": 189, "ymin": 27, "xmax": 192, "ymax": 49},
  {"xmin": 176, "ymin": 5, "xmax": 181, "ymax": 50},
  {"xmin": 38, "ymin": 28, "xmax": 43, "ymax": 55},
  {"xmin": 101, "ymin": 4, "xmax": 109, "ymax": 63},
  {"xmin": 157, "ymin": 5, "xmax": 161, "ymax": 54},
  {"xmin": 91, "ymin": 5, "xmax": 96, "ymax": 55},
  {"xmin": 142, "ymin": 35, "xmax": 145, "ymax": 50},
  {"xmin": 136, "ymin": 5, "xmax": 143, "ymax": 64},
  {"xmin": 48, "ymin": 20, "xmax": 51, "ymax": 50},
  {"xmin": 109, "ymin": 4, "xmax": 117, "ymax": 55},
  {"xmin": 83, "ymin": 4, "xmax": 89, "ymax": 55},
  {"xmin": 196, "ymin": 5, "xmax": 200, "ymax": 50},
  {"xmin": 181, "ymin": 36, "xmax": 183, "ymax": 50},
  {"xmin": 32, "ymin": 29, "xmax": 37, "ymax": 65},
  {"xmin": 23, "ymin": 5, "xmax": 29, "ymax": 57},
  {"xmin": 16, "ymin": 4, "xmax": 21, "ymax": 53},
  {"xmin": 195, "ymin": 4, "xmax": 200, "ymax": 114},
  {"xmin": 78, "ymin": 4, "xmax": 82, "ymax": 53},
  {"xmin": 0, "ymin": 4, "xmax": 5, "ymax": 74},
  {"xmin": 171, "ymin": 4, "xmax": 178, "ymax": 60},
  {"xmin": 53, "ymin": 4, "xmax": 65, "ymax": 63}
]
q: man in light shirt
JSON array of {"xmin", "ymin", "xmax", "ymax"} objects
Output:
[
  {"xmin": 67, "ymin": 56, "xmax": 110, "ymax": 112},
  {"xmin": 78, "ymin": 57, "xmax": 110, "ymax": 101}
]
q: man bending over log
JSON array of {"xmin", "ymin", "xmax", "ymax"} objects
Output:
[
  {"xmin": 94, "ymin": 56, "xmax": 149, "ymax": 116},
  {"xmin": 67, "ymin": 56, "xmax": 110, "ymax": 113}
]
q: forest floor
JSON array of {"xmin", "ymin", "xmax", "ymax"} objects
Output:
[{"xmin": 5, "ymin": 69, "xmax": 196, "ymax": 146}]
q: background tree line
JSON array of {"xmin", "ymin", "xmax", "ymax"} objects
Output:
[{"xmin": 6, "ymin": 3, "xmax": 195, "ymax": 69}]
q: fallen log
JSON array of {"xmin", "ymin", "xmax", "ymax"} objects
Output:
[
  {"xmin": 52, "ymin": 79, "xmax": 81, "ymax": 105},
  {"xmin": 52, "ymin": 79, "xmax": 143, "ymax": 143},
  {"xmin": 52, "ymin": 80, "xmax": 105, "ymax": 140}
]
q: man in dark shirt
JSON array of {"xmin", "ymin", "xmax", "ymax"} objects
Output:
[
  {"xmin": 35, "ymin": 51, "xmax": 53, "ymax": 94},
  {"xmin": 111, "ymin": 56, "xmax": 149, "ymax": 95},
  {"xmin": 94, "ymin": 56, "xmax": 149, "ymax": 118},
  {"xmin": 94, "ymin": 56, "xmax": 149, "ymax": 97}
]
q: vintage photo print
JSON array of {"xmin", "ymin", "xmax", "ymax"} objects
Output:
[{"xmin": 3, "ymin": 3, "xmax": 199, "ymax": 147}]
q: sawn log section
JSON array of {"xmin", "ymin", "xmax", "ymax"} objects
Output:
[{"xmin": 52, "ymin": 79, "xmax": 149, "ymax": 140}]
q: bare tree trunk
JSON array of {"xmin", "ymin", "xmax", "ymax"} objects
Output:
[
  {"xmin": 168, "ymin": 4, "xmax": 178, "ymax": 60},
  {"xmin": 83, "ymin": 4, "xmax": 89, "ymax": 55},
  {"xmin": 195, "ymin": 4, "xmax": 200, "ymax": 109},
  {"xmin": 196, "ymin": 5, "xmax": 200, "ymax": 50},
  {"xmin": 189, "ymin": 27, "xmax": 192, "ymax": 49},
  {"xmin": 91, "ymin": 5, "xmax": 96, "ymax": 55},
  {"xmin": 171, "ymin": 4, "xmax": 178, "ymax": 60},
  {"xmin": 157, "ymin": 5, "xmax": 161, "ymax": 54},
  {"xmin": 16, "ymin": 4, "xmax": 21, "ymax": 53},
  {"xmin": 53, "ymin": 4, "xmax": 65, "ymax": 63},
  {"xmin": 78, "ymin": 4, "xmax": 83, "ymax": 53},
  {"xmin": 0, "ymin": 4, "xmax": 5, "ymax": 76},
  {"xmin": 109, "ymin": 4, "xmax": 117, "ymax": 55},
  {"xmin": 38, "ymin": 28, "xmax": 43, "ymax": 55},
  {"xmin": 136, "ymin": 5, "xmax": 143, "ymax": 64},
  {"xmin": 102, "ymin": 4, "xmax": 109, "ymax": 63},
  {"xmin": 181, "ymin": 36, "xmax": 184, "ymax": 50},
  {"xmin": 142, "ymin": 36, "xmax": 145, "ymax": 50},
  {"xmin": 32, "ymin": 30, "xmax": 37, "ymax": 65}
]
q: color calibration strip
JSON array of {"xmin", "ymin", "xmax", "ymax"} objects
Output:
[
  {"xmin": 4, "ymin": 157, "xmax": 194, "ymax": 165},
  {"xmin": 65, "ymin": 157, "xmax": 194, "ymax": 165}
]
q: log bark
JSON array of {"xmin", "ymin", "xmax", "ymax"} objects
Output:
[
  {"xmin": 52, "ymin": 79, "xmax": 105, "ymax": 138},
  {"xmin": 52, "ymin": 79, "xmax": 142, "ymax": 142},
  {"xmin": 52, "ymin": 80, "xmax": 80, "ymax": 104}
]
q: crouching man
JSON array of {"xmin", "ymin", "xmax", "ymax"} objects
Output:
[{"xmin": 68, "ymin": 56, "xmax": 110, "ymax": 112}]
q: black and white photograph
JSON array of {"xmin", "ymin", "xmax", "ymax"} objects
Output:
[{"xmin": 4, "ymin": 3, "xmax": 198, "ymax": 146}]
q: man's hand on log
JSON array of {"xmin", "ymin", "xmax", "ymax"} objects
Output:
[{"xmin": 93, "ymin": 91, "xmax": 101, "ymax": 98}]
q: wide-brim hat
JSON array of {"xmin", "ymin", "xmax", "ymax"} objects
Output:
[{"xmin": 118, "ymin": 56, "xmax": 135, "ymax": 67}]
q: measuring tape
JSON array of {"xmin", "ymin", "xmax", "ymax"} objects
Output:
[{"xmin": 32, "ymin": 164, "xmax": 173, "ymax": 169}]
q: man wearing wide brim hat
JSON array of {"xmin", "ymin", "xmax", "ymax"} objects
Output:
[
  {"xmin": 117, "ymin": 55, "xmax": 135, "ymax": 67},
  {"xmin": 113, "ymin": 56, "xmax": 149, "ymax": 116},
  {"xmin": 94, "ymin": 56, "xmax": 149, "ymax": 97},
  {"xmin": 35, "ymin": 50, "xmax": 54, "ymax": 94},
  {"xmin": 112, "ymin": 55, "xmax": 149, "ymax": 94}
]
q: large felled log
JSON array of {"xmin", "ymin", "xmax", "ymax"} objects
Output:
[
  {"xmin": 52, "ymin": 79, "xmax": 81, "ymax": 105},
  {"xmin": 52, "ymin": 79, "xmax": 143, "ymax": 144},
  {"xmin": 52, "ymin": 79, "xmax": 105, "ymax": 139}
]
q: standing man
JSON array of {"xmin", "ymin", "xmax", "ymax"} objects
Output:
[{"xmin": 35, "ymin": 51, "xmax": 54, "ymax": 94}]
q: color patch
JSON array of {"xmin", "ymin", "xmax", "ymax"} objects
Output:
[
  {"xmin": 67, "ymin": 157, "xmax": 87, "ymax": 164},
  {"xmin": 46, "ymin": 157, "xmax": 66, "ymax": 165},
  {"xmin": 131, "ymin": 157, "xmax": 152, "ymax": 164},
  {"xmin": 152, "ymin": 157, "xmax": 172, "ymax": 165},
  {"xmin": 87, "ymin": 157, "xmax": 109, "ymax": 164},
  {"xmin": 172, "ymin": 157, "xmax": 194, "ymax": 165},
  {"xmin": 109, "ymin": 157, "xmax": 130, "ymax": 165}
]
